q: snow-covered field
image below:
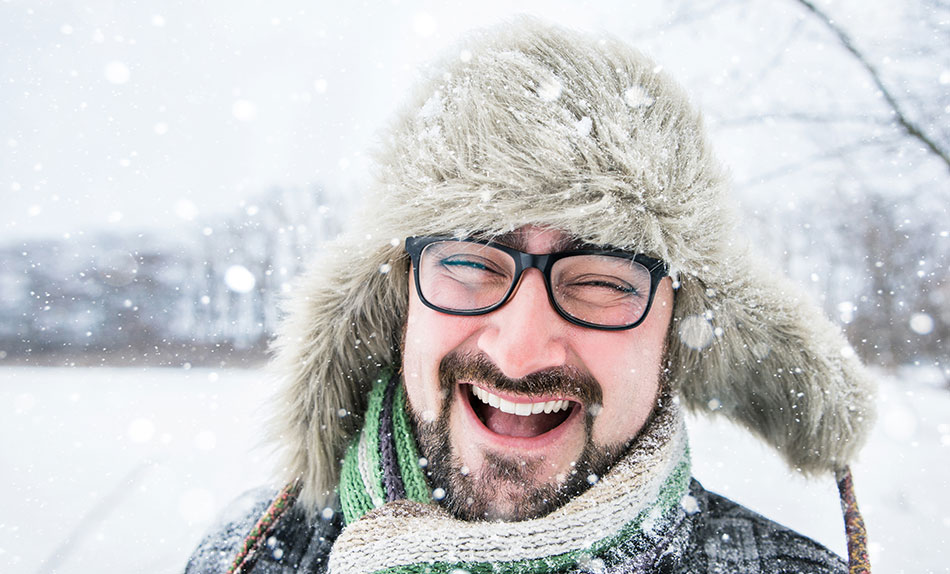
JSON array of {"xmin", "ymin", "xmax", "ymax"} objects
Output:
[{"xmin": 1, "ymin": 366, "xmax": 946, "ymax": 573}]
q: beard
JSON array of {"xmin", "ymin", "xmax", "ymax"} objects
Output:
[{"xmin": 407, "ymin": 350, "xmax": 633, "ymax": 522}]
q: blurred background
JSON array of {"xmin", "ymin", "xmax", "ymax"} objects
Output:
[{"xmin": 1, "ymin": 1, "xmax": 947, "ymax": 572}]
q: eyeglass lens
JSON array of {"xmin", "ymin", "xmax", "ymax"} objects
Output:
[{"xmin": 417, "ymin": 241, "xmax": 654, "ymax": 327}]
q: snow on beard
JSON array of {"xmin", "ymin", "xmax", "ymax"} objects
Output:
[{"xmin": 408, "ymin": 350, "xmax": 630, "ymax": 522}]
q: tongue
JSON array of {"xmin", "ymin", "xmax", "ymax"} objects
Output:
[{"xmin": 481, "ymin": 406, "xmax": 570, "ymax": 438}]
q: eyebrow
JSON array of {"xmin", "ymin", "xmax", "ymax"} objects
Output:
[{"xmin": 492, "ymin": 230, "xmax": 586, "ymax": 252}]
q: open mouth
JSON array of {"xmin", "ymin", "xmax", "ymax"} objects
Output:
[{"xmin": 466, "ymin": 384, "xmax": 577, "ymax": 438}]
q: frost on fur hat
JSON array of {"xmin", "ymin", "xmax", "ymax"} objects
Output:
[{"xmin": 271, "ymin": 17, "xmax": 876, "ymax": 509}]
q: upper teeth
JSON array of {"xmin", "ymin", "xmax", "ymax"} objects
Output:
[{"xmin": 471, "ymin": 385, "xmax": 570, "ymax": 416}]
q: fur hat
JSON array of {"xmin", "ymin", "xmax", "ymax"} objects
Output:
[{"xmin": 270, "ymin": 18, "xmax": 876, "ymax": 510}]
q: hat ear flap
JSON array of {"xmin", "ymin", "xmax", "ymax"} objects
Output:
[
  {"xmin": 668, "ymin": 252, "xmax": 875, "ymax": 474},
  {"xmin": 270, "ymin": 239, "xmax": 408, "ymax": 509}
]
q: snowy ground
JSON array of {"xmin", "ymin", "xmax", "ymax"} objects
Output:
[{"xmin": 1, "ymin": 367, "xmax": 947, "ymax": 574}]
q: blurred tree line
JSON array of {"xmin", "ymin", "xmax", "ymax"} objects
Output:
[
  {"xmin": 0, "ymin": 0, "xmax": 946, "ymax": 377},
  {"xmin": 0, "ymin": 182, "xmax": 945, "ymax": 372},
  {"xmin": 0, "ymin": 186, "xmax": 344, "ymax": 367},
  {"xmin": 746, "ymin": 188, "xmax": 948, "ymax": 374}
]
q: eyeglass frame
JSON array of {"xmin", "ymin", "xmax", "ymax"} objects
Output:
[{"xmin": 404, "ymin": 235, "xmax": 669, "ymax": 331}]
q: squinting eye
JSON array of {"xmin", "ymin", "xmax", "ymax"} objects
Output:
[
  {"xmin": 572, "ymin": 278, "xmax": 636, "ymax": 293},
  {"xmin": 561, "ymin": 274, "xmax": 638, "ymax": 295},
  {"xmin": 442, "ymin": 258, "xmax": 488, "ymax": 270}
]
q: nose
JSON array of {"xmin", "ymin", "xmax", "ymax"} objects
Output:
[{"xmin": 476, "ymin": 268, "xmax": 568, "ymax": 379}]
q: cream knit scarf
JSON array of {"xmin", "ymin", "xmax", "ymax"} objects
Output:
[{"xmin": 330, "ymin": 370, "xmax": 692, "ymax": 574}]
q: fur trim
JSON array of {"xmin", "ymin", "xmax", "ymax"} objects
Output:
[{"xmin": 270, "ymin": 17, "xmax": 876, "ymax": 510}]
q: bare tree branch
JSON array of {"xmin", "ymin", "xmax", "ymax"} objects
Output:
[
  {"xmin": 628, "ymin": 0, "xmax": 747, "ymax": 40},
  {"xmin": 795, "ymin": 0, "xmax": 950, "ymax": 173},
  {"xmin": 734, "ymin": 134, "xmax": 903, "ymax": 189},
  {"xmin": 718, "ymin": 111, "xmax": 890, "ymax": 127},
  {"xmin": 733, "ymin": 18, "xmax": 806, "ymax": 97}
]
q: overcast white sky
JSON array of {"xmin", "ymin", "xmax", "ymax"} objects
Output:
[
  {"xmin": 3, "ymin": 0, "xmax": 940, "ymax": 242},
  {"xmin": 1, "ymin": 1, "xmax": 688, "ymax": 241}
]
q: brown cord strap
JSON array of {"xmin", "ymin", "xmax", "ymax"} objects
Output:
[
  {"xmin": 836, "ymin": 466, "xmax": 871, "ymax": 574},
  {"xmin": 228, "ymin": 479, "xmax": 302, "ymax": 574}
]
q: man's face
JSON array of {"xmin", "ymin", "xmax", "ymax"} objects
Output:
[{"xmin": 401, "ymin": 226, "xmax": 674, "ymax": 521}]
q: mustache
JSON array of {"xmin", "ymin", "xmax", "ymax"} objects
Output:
[{"xmin": 438, "ymin": 351, "xmax": 603, "ymax": 409}]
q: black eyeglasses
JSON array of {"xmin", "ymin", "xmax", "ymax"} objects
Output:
[{"xmin": 405, "ymin": 236, "xmax": 668, "ymax": 330}]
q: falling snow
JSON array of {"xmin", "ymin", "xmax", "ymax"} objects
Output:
[
  {"xmin": 224, "ymin": 265, "xmax": 256, "ymax": 294},
  {"xmin": 103, "ymin": 61, "xmax": 130, "ymax": 85},
  {"xmin": 909, "ymin": 313, "xmax": 934, "ymax": 335},
  {"xmin": 418, "ymin": 92, "xmax": 443, "ymax": 120},
  {"xmin": 575, "ymin": 116, "xmax": 593, "ymax": 137},
  {"xmin": 678, "ymin": 315, "xmax": 715, "ymax": 351},
  {"xmin": 231, "ymin": 100, "xmax": 257, "ymax": 122},
  {"xmin": 0, "ymin": 2, "xmax": 947, "ymax": 573},
  {"xmin": 174, "ymin": 199, "xmax": 199, "ymax": 221},
  {"xmin": 681, "ymin": 494, "xmax": 700, "ymax": 515},
  {"xmin": 537, "ymin": 77, "xmax": 563, "ymax": 102},
  {"xmin": 623, "ymin": 85, "xmax": 655, "ymax": 108}
]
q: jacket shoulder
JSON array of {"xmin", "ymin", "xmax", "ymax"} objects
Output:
[
  {"xmin": 675, "ymin": 480, "xmax": 848, "ymax": 574},
  {"xmin": 184, "ymin": 487, "xmax": 342, "ymax": 574}
]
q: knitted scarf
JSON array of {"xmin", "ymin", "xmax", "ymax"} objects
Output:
[{"xmin": 330, "ymin": 370, "xmax": 693, "ymax": 574}]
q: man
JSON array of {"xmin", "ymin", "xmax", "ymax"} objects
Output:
[{"xmin": 187, "ymin": 18, "xmax": 875, "ymax": 574}]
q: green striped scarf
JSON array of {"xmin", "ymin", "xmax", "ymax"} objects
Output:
[
  {"xmin": 332, "ymin": 370, "xmax": 692, "ymax": 574},
  {"xmin": 339, "ymin": 370, "xmax": 431, "ymax": 523}
]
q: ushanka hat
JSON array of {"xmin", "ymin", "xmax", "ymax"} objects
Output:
[{"xmin": 269, "ymin": 17, "xmax": 875, "ymax": 538}]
